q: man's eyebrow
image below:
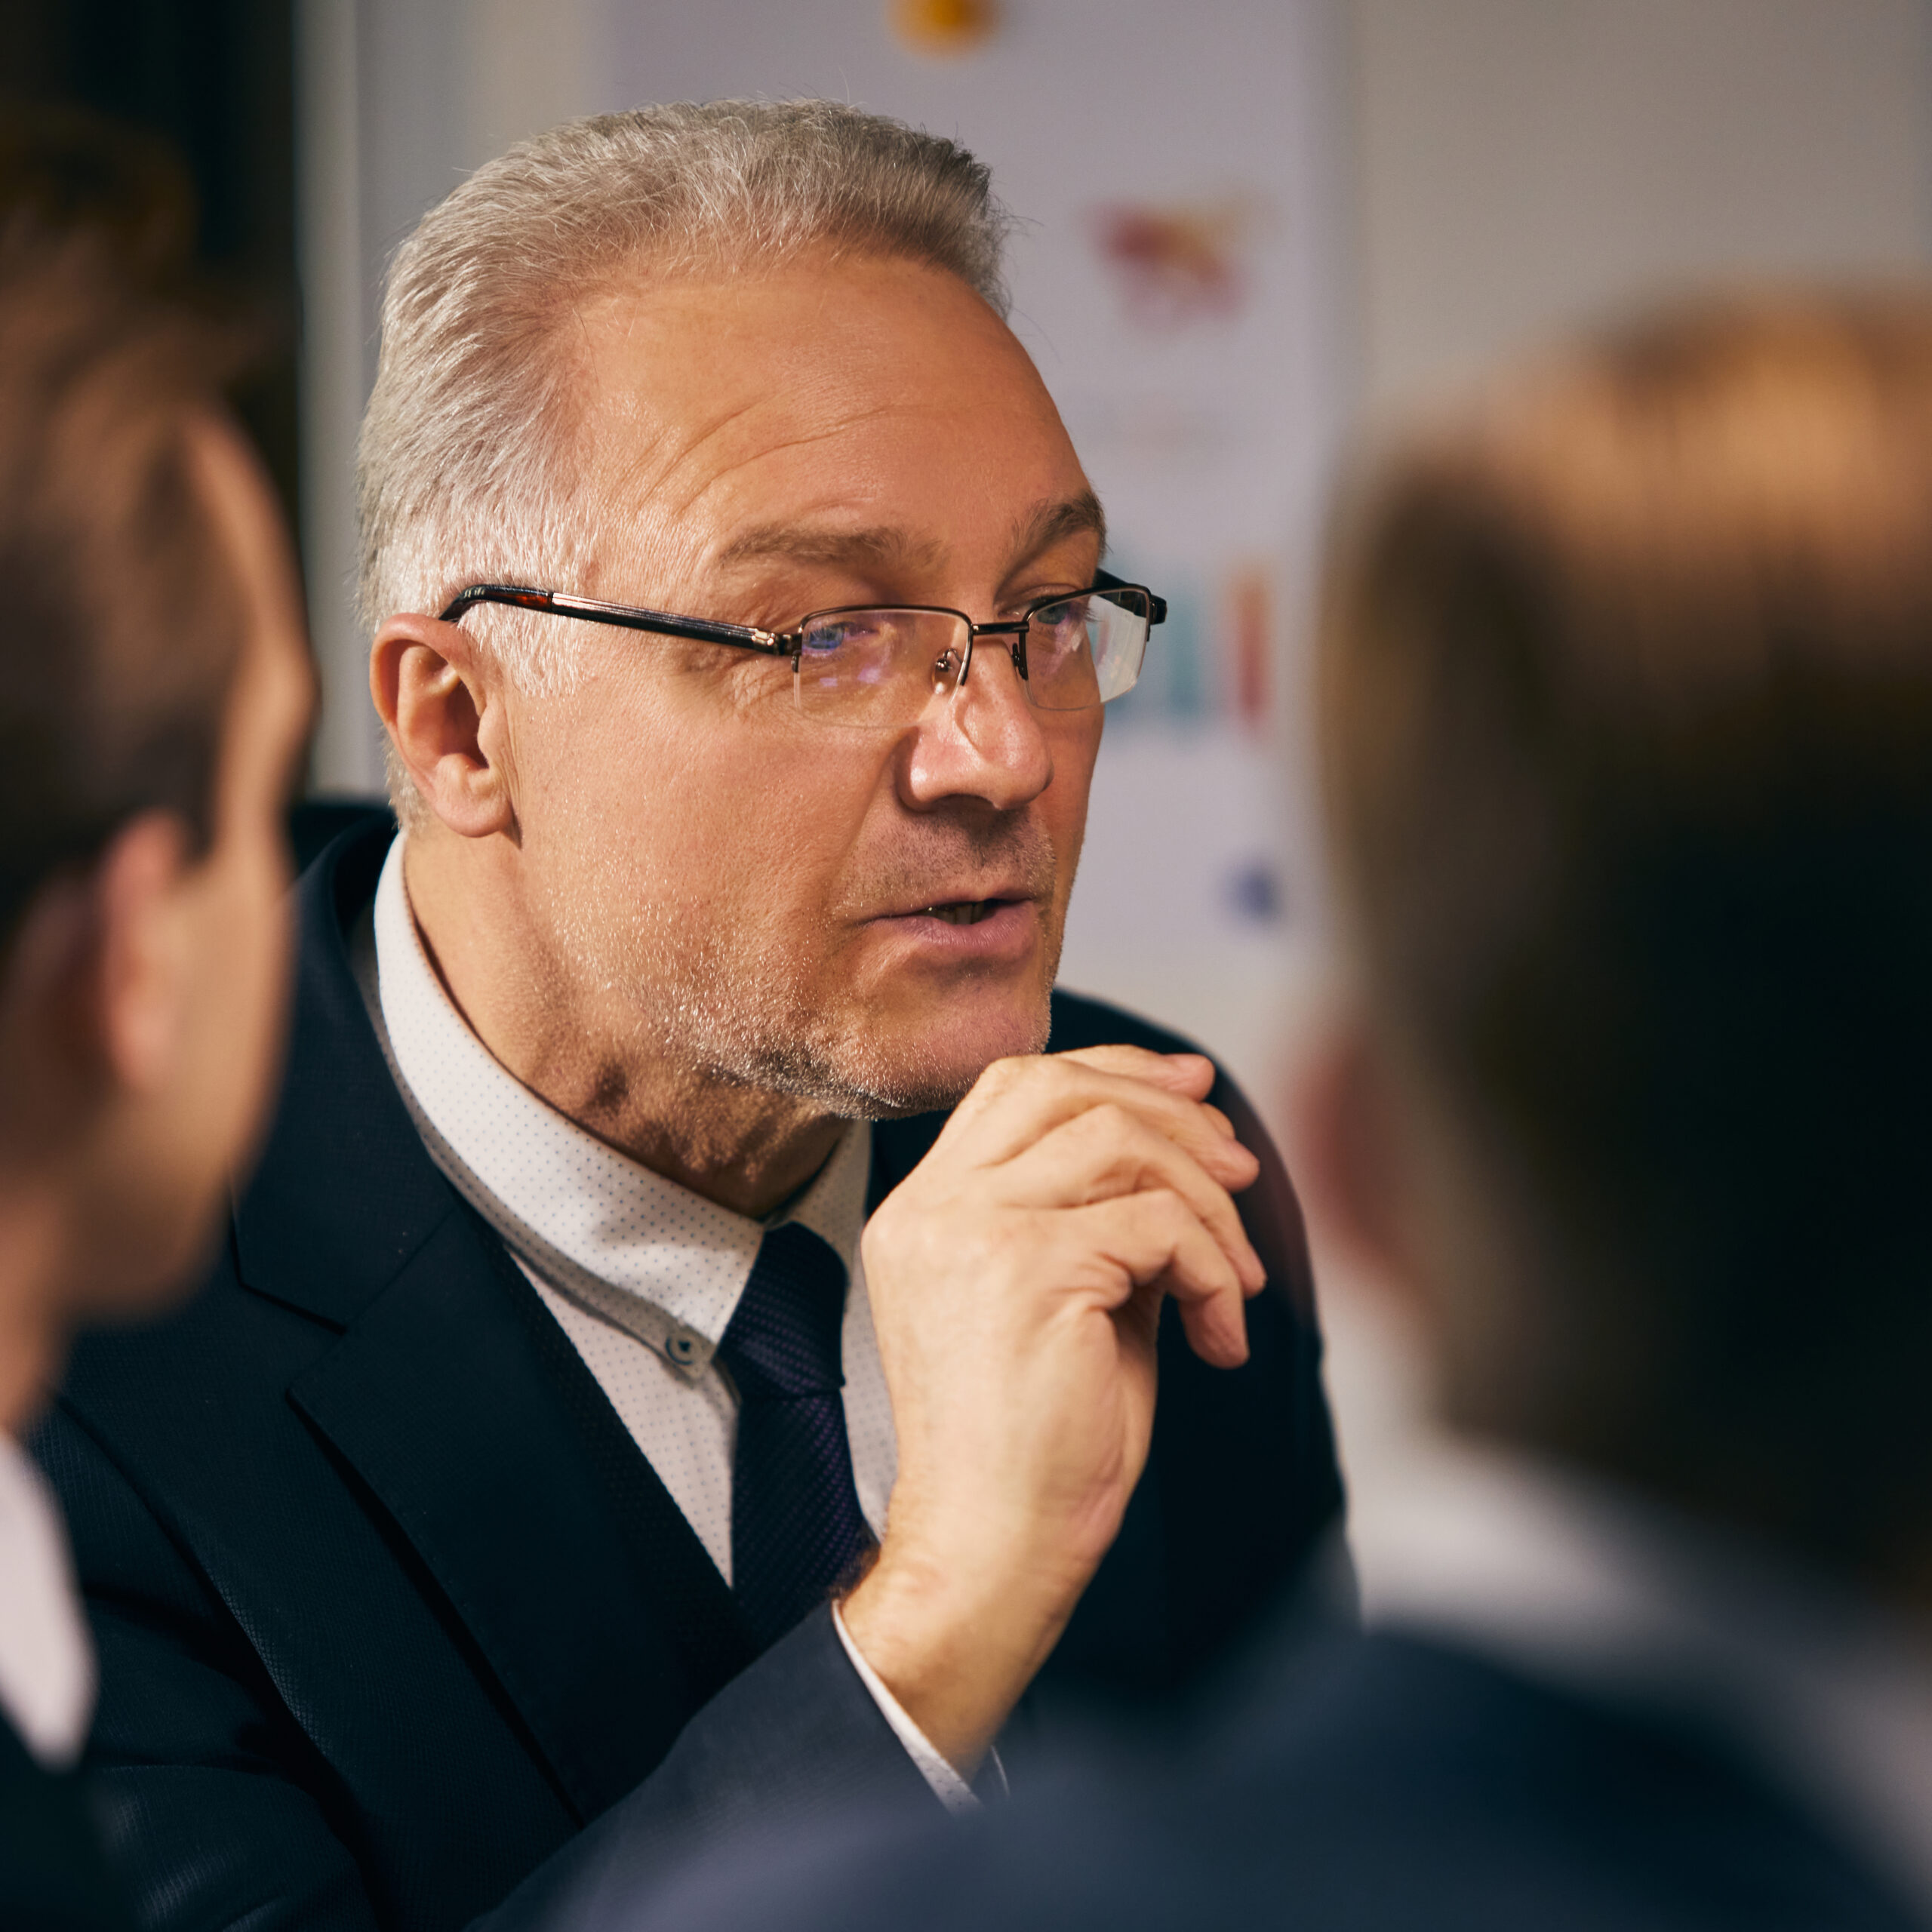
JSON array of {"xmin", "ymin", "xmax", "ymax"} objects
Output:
[
  {"xmin": 1012, "ymin": 491, "xmax": 1108, "ymax": 570},
  {"xmin": 713, "ymin": 522, "xmax": 947, "ymax": 576},
  {"xmin": 712, "ymin": 492, "xmax": 1109, "ymax": 583}
]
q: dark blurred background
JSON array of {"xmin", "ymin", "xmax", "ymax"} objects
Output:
[{"xmin": 1, "ymin": 0, "xmax": 298, "ymax": 534}]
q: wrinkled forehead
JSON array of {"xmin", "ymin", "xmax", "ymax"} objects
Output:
[{"xmin": 558, "ymin": 252, "xmax": 1090, "ymax": 584}]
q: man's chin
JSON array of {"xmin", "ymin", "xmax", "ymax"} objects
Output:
[{"xmin": 804, "ymin": 986, "xmax": 1056, "ymax": 1121}]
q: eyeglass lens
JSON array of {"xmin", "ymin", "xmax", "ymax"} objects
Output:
[{"xmin": 793, "ymin": 589, "xmax": 1151, "ymax": 728}]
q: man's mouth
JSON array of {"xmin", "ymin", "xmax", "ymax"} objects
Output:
[
  {"xmin": 920, "ymin": 900, "xmax": 1001, "ymax": 926},
  {"xmin": 868, "ymin": 888, "xmax": 1041, "ymax": 962}
]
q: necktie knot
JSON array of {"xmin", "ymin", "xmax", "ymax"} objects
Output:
[{"xmin": 717, "ymin": 1221, "xmax": 849, "ymax": 1403}]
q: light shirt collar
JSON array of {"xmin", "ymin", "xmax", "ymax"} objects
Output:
[
  {"xmin": 364, "ymin": 833, "xmax": 870, "ymax": 1371},
  {"xmin": 0, "ymin": 1427, "xmax": 93, "ymax": 1768},
  {"xmin": 1355, "ymin": 1438, "xmax": 1932, "ymax": 1914}
]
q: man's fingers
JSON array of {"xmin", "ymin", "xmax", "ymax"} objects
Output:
[
  {"xmin": 1070, "ymin": 1190, "xmax": 1251, "ymax": 1369},
  {"xmin": 1094, "ymin": 1061, "xmax": 1236, "ymax": 1144},
  {"xmin": 1174, "ymin": 1291, "xmax": 1251, "ymax": 1371},
  {"xmin": 1054, "ymin": 1044, "xmax": 1216, "ymax": 1100},
  {"xmin": 939, "ymin": 1053, "xmax": 1257, "ymax": 1189},
  {"xmin": 1011, "ymin": 1104, "xmax": 1265, "ymax": 1291},
  {"xmin": 1054, "ymin": 1050, "xmax": 1241, "ymax": 1147}
]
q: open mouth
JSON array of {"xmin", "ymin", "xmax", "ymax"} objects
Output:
[{"xmin": 920, "ymin": 900, "xmax": 1001, "ymax": 926}]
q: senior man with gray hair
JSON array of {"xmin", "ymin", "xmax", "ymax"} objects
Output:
[{"xmin": 38, "ymin": 103, "xmax": 1342, "ymax": 1932}]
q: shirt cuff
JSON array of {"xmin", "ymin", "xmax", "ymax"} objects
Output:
[{"xmin": 830, "ymin": 1598, "xmax": 986, "ymax": 1815}]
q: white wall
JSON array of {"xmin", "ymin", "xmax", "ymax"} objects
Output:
[{"xmin": 1352, "ymin": 0, "xmax": 1932, "ymax": 416}]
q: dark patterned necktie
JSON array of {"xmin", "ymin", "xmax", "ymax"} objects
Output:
[{"xmin": 716, "ymin": 1221, "xmax": 873, "ymax": 1651}]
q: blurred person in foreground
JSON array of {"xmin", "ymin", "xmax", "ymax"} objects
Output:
[
  {"xmin": 597, "ymin": 294, "xmax": 1932, "ymax": 1931},
  {"xmin": 0, "ymin": 245, "xmax": 312, "ymax": 1927},
  {"xmin": 38, "ymin": 101, "xmax": 1342, "ymax": 1932}
]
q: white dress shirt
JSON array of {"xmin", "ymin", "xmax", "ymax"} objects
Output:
[
  {"xmin": 0, "ymin": 1428, "xmax": 93, "ymax": 1770},
  {"xmin": 354, "ymin": 835, "xmax": 978, "ymax": 1810},
  {"xmin": 1354, "ymin": 1439, "xmax": 1932, "ymax": 1915}
]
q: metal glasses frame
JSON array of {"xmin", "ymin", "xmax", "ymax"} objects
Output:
[{"xmin": 439, "ymin": 568, "xmax": 1165, "ymax": 696}]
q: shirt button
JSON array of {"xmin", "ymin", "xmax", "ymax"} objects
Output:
[{"xmin": 665, "ymin": 1331, "xmax": 700, "ymax": 1366}]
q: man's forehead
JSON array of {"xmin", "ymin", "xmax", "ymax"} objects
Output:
[
  {"xmin": 711, "ymin": 491, "xmax": 1108, "ymax": 581},
  {"xmin": 574, "ymin": 257, "xmax": 1070, "ymax": 460},
  {"xmin": 568, "ymin": 264, "xmax": 1097, "ymax": 594}
]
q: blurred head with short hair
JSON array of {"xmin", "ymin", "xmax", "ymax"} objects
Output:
[
  {"xmin": 0, "ymin": 237, "xmax": 312, "ymax": 1432},
  {"xmin": 1310, "ymin": 292, "xmax": 1932, "ymax": 1599}
]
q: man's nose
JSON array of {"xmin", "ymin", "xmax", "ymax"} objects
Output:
[{"xmin": 903, "ymin": 641, "xmax": 1054, "ymax": 811}]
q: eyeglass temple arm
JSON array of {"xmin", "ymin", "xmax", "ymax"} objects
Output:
[
  {"xmin": 437, "ymin": 584, "xmax": 792, "ymax": 655},
  {"xmin": 1090, "ymin": 568, "xmax": 1166, "ymax": 626}
]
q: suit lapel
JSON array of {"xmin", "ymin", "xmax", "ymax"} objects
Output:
[
  {"xmin": 244, "ymin": 816, "xmax": 752, "ymax": 1824},
  {"xmin": 288, "ymin": 1207, "xmax": 750, "ymax": 1821}
]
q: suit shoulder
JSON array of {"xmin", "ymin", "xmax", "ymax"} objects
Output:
[
  {"xmin": 716, "ymin": 1628, "xmax": 1921, "ymax": 1932},
  {"xmin": 1045, "ymin": 989, "xmax": 1262, "ymax": 1139},
  {"xmin": 1046, "ymin": 988, "xmax": 1201, "ymax": 1060},
  {"xmin": 807, "ymin": 1635, "xmax": 1919, "ymax": 1932},
  {"xmin": 1184, "ymin": 1633, "xmax": 1923, "ymax": 1927}
]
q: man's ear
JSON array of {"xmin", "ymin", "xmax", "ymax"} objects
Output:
[
  {"xmin": 370, "ymin": 614, "xmax": 516, "ymax": 838},
  {"xmin": 1287, "ymin": 1001, "xmax": 1424, "ymax": 1320},
  {"xmin": 19, "ymin": 813, "xmax": 197, "ymax": 1099}
]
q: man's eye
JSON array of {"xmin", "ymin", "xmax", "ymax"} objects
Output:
[
  {"xmin": 801, "ymin": 620, "xmax": 866, "ymax": 655},
  {"xmin": 801, "ymin": 614, "xmax": 897, "ymax": 655},
  {"xmin": 1032, "ymin": 598, "xmax": 1089, "ymax": 634}
]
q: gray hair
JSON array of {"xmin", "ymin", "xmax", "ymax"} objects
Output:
[{"xmin": 358, "ymin": 100, "xmax": 1014, "ymax": 815}]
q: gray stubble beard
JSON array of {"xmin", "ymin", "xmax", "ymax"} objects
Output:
[{"xmin": 552, "ymin": 816, "xmax": 1069, "ymax": 1123}]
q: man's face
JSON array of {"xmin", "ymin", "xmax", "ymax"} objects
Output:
[
  {"xmin": 497, "ymin": 251, "xmax": 1106, "ymax": 1116},
  {"xmin": 80, "ymin": 418, "xmax": 313, "ymax": 1314}
]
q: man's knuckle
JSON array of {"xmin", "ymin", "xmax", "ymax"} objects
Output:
[
  {"xmin": 977, "ymin": 1053, "xmax": 1040, "ymax": 1100},
  {"xmin": 1084, "ymin": 1100, "xmax": 1138, "ymax": 1140},
  {"xmin": 1128, "ymin": 1174, "xmax": 1174, "ymax": 1220}
]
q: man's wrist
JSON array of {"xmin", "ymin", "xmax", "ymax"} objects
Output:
[
  {"xmin": 829, "ymin": 1600, "xmax": 982, "ymax": 1814},
  {"xmin": 838, "ymin": 1535, "xmax": 1081, "ymax": 1775}
]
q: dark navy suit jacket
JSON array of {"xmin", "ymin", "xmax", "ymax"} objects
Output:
[
  {"xmin": 617, "ymin": 1629, "xmax": 1929, "ymax": 1932},
  {"xmin": 32, "ymin": 814, "xmax": 1343, "ymax": 1932},
  {"xmin": 0, "ymin": 1712, "xmax": 129, "ymax": 1932}
]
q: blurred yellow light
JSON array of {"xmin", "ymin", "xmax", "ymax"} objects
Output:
[{"xmin": 890, "ymin": 0, "xmax": 1000, "ymax": 59}]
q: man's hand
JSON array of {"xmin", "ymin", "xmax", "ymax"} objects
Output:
[{"xmin": 840, "ymin": 1045, "xmax": 1265, "ymax": 1777}]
